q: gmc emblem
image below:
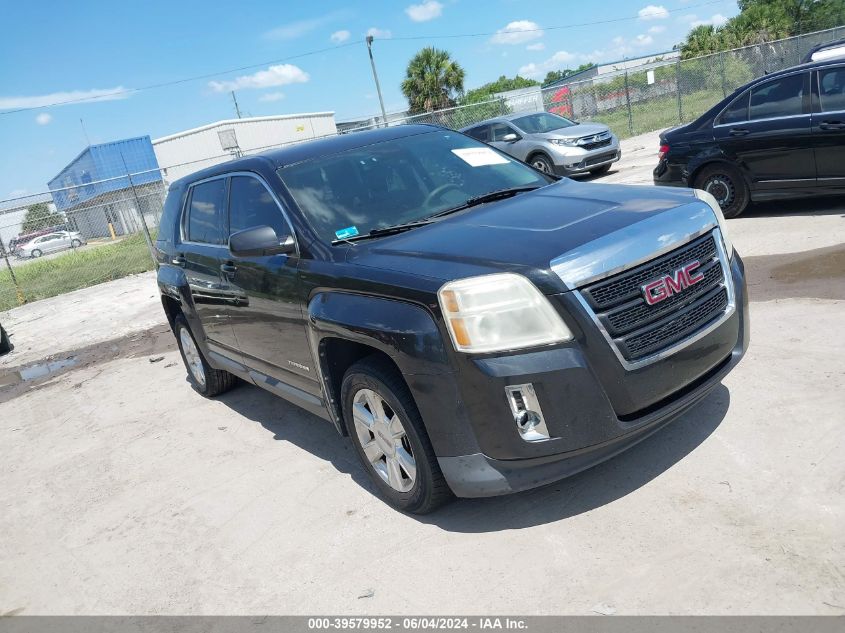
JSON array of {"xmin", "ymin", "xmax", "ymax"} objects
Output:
[{"xmin": 642, "ymin": 261, "xmax": 705, "ymax": 306}]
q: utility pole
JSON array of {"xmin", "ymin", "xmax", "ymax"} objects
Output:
[
  {"xmin": 231, "ymin": 91, "xmax": 242, "ymax": 119},
  {"xmin": 80, "ymin": 118, "xmax": 91, "ymax": 146},
  {"xmin": 366, "ymin": 35, "xmax": 389, "ymax": 128}
]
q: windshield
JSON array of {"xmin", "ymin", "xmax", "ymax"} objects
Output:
[
  {"xmin": 511, "ymin": 112, "xmax": 576, "ymax": 134},
  {"xmin": 277, "ymin": 130, "xmax": 550, "ymax": 243}
]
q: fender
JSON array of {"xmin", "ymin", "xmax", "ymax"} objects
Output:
[
  {"xmin": 307, "ymin": 291, "xmax": 481, "ymax": 457},
  {"xmin": 687, "ymin": 150, "xmax": 752, "ymax": 190}
]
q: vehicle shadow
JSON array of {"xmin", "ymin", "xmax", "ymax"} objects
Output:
[
  {"xmin": 740, "ymin": 195, "xmax": 845, "ymax": 219},
  {"xmin": 216, "ymin": 379, "xmax": 730, "ymax": 531}
]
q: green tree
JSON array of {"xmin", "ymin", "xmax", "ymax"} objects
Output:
[
  {"xmin": 543, "ymin": 64, "xmax": 595, "ymax": 86},
  {"xmin": 22, "ymin": 203, "xmax": 65, "ymax": 234},
  {"xmin": 401, "ymin": 47, "xmax": 466, "ymax": 114},
  {"xmin": 462, "ymin": 75, "xmax": 539, "ymax": 104}
]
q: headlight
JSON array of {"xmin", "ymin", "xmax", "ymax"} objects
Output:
[
  {"xmin": 549, "ymin": 138, "xmax": 578, "ymax": 147},
  {"xmin": 438, "ymin": 273, "xmax": 573, "ymax": 353},
  {"xmin": 694, "ymin": 189, "xmax": 734, "ymax": 258}
]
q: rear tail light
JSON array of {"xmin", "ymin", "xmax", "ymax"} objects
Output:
[{"xmin": 658, "ymin": 143, "xmax": 670, "ymax": 160}]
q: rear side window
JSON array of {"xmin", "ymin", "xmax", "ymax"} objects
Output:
[
  {"xmin": 749, "ymin": 73, "xmax": 805, "ymax": 120},
  {"xmin": 819, "ymin": 67, "xmax": 845, "ymax": 113},
  {"xmin": 719, "ymin": 92, "xmax": 749, "ymax": 125},
  {"xmin": 228, "ymin": 176, "xmax": 290, "ymax": 238},
  {"xmin": 465, "ymin": 125, "xmax": 489, "ymax": 142},
  {"xmin": 186, "ymin": 179, "xmax": 227, "ymax": 244}
]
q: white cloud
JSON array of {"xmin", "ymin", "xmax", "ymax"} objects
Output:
[
  {"xmin": 526, "ymin": 42, "xmax": 545, "ymax": 51},
  {"xmin": 690, "ymin": 13, "xmax": 729, "ymax": 27},
  {"xmin": 491, "ymin": 20, "xmax": 543, "ymax": 45},
  {"xmin": 259, "ymin": 92, "xmax": 286, "ymax": 102},
  {"xmin": 633, "ymin": 34, "xmax": 654, "ymax": 47},
  {"xmin": 638, "ymin": 5, "xmax": 669, "ymax": 20},
  {"xmin": 263, "ymin": 13, "xmax": 345, "ymax": 40},
  {"xmin": 0, "ymin": 86, "xmax": 128, "ymax": 110},
  {"xmin": 208, "ymin": 64, "xmax": 309, "ymax": 92},
  {"xmin": 649, "ymin": 25, "xmax": 666, "ymax": 34},
  {"xmin": 35, "ymin": 112, "xmax": 52, "ymax": 125},
  {"xmin": 330, "ymin": 29, "xmax": 350, "ymax": 43},
  {"xmin": 518, "ymin": 50, "xmax": 578, "ymax": 79},
  {"xmin": 366, "ymin": 27, "xmax": 392, "ymax": 39},
  {"xmin": 405, "ymin": 1, "xmax": 443, "ymax": 22}
]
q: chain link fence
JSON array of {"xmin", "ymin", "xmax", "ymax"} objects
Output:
[{"xmin": 1, "ymin": 26, "xmax": 843, "ymax": 314}]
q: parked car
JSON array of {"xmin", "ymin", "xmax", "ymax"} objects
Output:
[
  {"xmin": 802, "ymin": 38, "xmax": 845, "ymax": 63},
  {"xmin": 156, "ymin": 125, "xmax": 748, "ymax": 513},
  {"xmin": 460, "ymin": 112, "xmax": 621, "ymax": 176},
  {"xmin": 9, "ymin": 225, "xmax": 67, "ymax": 255},
  {"xmin": 0, "ymin": 323, "xmax": 9, "ymax": 355},
  {"xmin": 654, "ymin": 57, "xmax": 845, "ymax": 217},
  {"xmin": 17, "ymin": 231, "xmax": 86, "ymax": 258}
]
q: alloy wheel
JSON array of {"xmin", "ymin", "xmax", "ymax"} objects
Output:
[
  {"xmin": 352, "ymin": 388, "xmax": 417, "ymax": 493},
  {"xmin": 179, "ymin": 326, "xmax": 206, "ymax": 388}
]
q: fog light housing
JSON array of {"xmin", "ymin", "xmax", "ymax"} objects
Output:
[{"xmin": 505, "ymin": 384, "xmax": 551, "ymax": 442}]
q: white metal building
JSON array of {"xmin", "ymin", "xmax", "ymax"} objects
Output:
[{"xmin": 152, "ymin": 112, "xmax": 337, "ymax": 184}]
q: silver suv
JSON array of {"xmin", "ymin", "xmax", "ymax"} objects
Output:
[{"xmin": 461, "ymin": 112, "xmax": 621, "ymax": 176}]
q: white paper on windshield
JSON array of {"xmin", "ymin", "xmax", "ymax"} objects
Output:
[{"xmin": 451, "ymin": 147, "xmax": 509, "ymax": 167}]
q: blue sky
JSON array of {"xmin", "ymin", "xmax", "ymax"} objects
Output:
[{"xmin": 0, "ymin": 0, "xmax": 739, "ymax": 198}]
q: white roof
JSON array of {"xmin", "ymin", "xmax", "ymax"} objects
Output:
[{"xmin": 152, "ymin": 112, "xmax": 335, "ymax": 144}]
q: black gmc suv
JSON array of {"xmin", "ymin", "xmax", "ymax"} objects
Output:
[
  {"xmin": 654, "ymin": 57, "xmax": 845, "ymax": 217},
  {"xmin": 156, "ymin": 125, "xmax": 749, "ymax": 513}
]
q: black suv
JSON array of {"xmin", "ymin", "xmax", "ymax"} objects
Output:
[
  {"xmin": 654, "ymin": 57, "xmax": 845, "ymax": 217},
  {"xmin": 157, "ymin": 125, "xmax": 749, "ymax": 513}
]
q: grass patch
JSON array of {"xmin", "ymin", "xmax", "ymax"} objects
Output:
[
  {"xmin": 588, "ymin": 89, "xmax": 726, "ymax": 139},
  {"xmin": 0, "ymin": 232, "xmax": 156, "ymax": 312}
]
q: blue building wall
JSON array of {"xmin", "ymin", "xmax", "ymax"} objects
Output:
[{"xmin": 48, "ymin": 137, "xmax": 162, "ymax": 211}]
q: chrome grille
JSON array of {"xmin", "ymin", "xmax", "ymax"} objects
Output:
[
  {"xmin": 581, "ymin": 137, "xmax": 612, "ymax": 151},
  {"xmin": 579, "ymin": 231, "xmax": 731, "ymax": 365}
]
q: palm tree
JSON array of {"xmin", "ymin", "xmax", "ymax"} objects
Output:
[
  {"xmin": 401, "ymin": 47, "xmax": 466, "ymax": 114},
  {"xmin": 680, "ymin": 25, "xmax": 723, "ymax": 58}
]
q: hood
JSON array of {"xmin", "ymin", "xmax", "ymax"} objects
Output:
[
  {"xmin": 346, "ymin": 179, "xmax": 700, "ymax": 294},
  {"xmin": 536, "ymin": 122, "xmax": 610, "ymax": 140}
]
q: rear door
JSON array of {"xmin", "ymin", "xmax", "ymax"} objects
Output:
[
  {"xmin": 713, "ymin": 71, "xmax": 815, "ymax": 192},
  {"xmin": 222, "ymin": 173, "xmax": 320, "ymax": 400},
  {"xmin": 812, "ymin": 64, "xmax": 845, "ymax": 181},
  {"xmin": 178, "ymin": 176, "xmax": 241, "ymax": 356}
]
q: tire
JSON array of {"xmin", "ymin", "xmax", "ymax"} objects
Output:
[
  {"xmin": 694, "ymin": 164, "xmax": 749, "ymax": 219},
  {"xmin": 174, "ymin": 313, "xmax": 237, "ymax": 397},
  {"xmin": 528, "ymin": 153, "xmax": 555, "ymax": 175},
  {"xmin": 0, "ymin": 326, "xmax": 10, "ymax": 355},
  {"xmin": 31, "ymin": 249, "xmax": 42, "ymax": 258},
  {"xmin": 341, "ymin": 356, "xmax": 453, "ymax": 514},
  {"xmin": 71, "ymin": 239, "xmax": 82, "ymax": 248},
  {"xmin": 590, "ymin": 163, "xmax": 612, "ymax": 176}
]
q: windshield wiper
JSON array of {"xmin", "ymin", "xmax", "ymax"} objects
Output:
[
  {"xmin": 426, "ymin": 186, "xmax": 541, "ymax": 220},
  {"xmin": 330, "ymin": 219, "xmax": 433, "ymax": 245}
]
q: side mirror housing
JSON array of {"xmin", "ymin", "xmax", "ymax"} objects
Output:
[
  {"xmin": 501, "ymin": 133, "xmax": 521, "ymax": 142},
  {"xmin": 229, "ymin": 225, "xmax": 295, "ymax": 257}
]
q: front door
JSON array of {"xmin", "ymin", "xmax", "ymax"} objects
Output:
[
  {"xmin": 488, "ymin": 122, "xmax": 528, "ymax": 161},
  {"xmin": 813, "ymin": 64, "xmax": 845, "ymax": 182},
  {"xmin": 222, "ymin": 173, "xmax": 320, "ymax": 400},
  {"xmin": 178, "ymin": 176, "xmax": 241, "ymax": 357},
  {"xmin": 713, "ymin": 71, "xmax": 815, "ymax": 192}
]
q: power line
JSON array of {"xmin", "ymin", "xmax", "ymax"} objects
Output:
[{"xmin": 0, "ymin": 0, "xmax": 726, "ymax": 116}]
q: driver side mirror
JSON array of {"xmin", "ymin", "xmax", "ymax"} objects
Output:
[
  {"xmin": 501, "ymin": 133, "xmax": 521, "ymax": 142},
  {"xmin": 229, "ymin": 225, "xmax": 295, "ymax": 257}
]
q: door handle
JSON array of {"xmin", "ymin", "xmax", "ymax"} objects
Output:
[
  {"xmin": 171, "ymin": 255, "xmax": 186, "ymax": 267},
  {"xmin": 819, "ymin": 120, "xmax": 845, "ymax": 131},
  {"xmin": 729, "ymin": 128, "xmax": 750, "ymax": 137},
  {"xmin": 220, "ymin": 262, "xmax": 238, "ymax": 276}
]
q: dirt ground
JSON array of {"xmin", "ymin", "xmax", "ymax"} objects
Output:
[{"xmin": 1, "ymin": 131, "xmax": 843, "ymax": 615}]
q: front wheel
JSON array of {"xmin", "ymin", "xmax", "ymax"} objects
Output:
[
  {"xmin": 341, "ymin": 356, "xmax": 453, "ymax": 514},
  {"xmin": 694, "ymin": 164, "xmax": 749, "ymax": 219},
  {"xmin": 31, "ymin": 249, "xmax": 42, "ymax": 258},
  {"xmin": 529, "ymin": 153, "xmax": 554, "ymax": 174},
  {"xmin": 71, "ymin": 239, "xmax": 82, "ymax": 248},
  {"xmin": 174, "ymin": 314, "xmax": 237, "ymax": 397}
]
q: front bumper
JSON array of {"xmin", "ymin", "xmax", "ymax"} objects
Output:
[
  {"xmin": 437, "ymin": 253, "xmax": 749, "ymax": 498},
  {"xmin": 549, "ymin": 139, "xmax": 622, "ymax": 175}
]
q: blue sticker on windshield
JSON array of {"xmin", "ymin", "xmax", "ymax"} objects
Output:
[{"xmin": 335, "ymin": 226, "xmax": 359, "ymax": 240}]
